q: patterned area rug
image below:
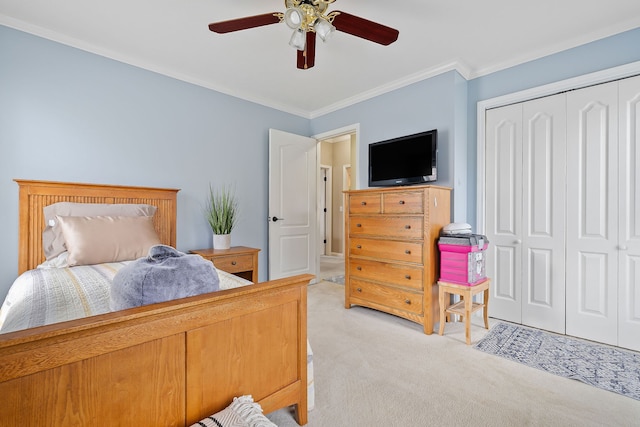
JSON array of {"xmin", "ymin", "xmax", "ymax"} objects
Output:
[
  {"xmin": 324, "ymin": 275, "xmax": 345, "ymax": 285},
  {"xmin": 475, "ymin": 323, "xmax": 640, "ymax": 401}
]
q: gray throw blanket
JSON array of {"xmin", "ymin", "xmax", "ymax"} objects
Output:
[{"xmin": 110, "ymin": 245, "xmax": 220, "ymax": 311}]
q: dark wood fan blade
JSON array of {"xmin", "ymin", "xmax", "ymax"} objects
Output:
[
  {"xmin": 209, "ymin": 13, "xmax": 281, "ymax": 33},
  {"xmin": 332, "ymin": 11, "xmax": 399, "ymax": 45},
  {"xmin": 297, "ymin": 32, "xmax": 316, "ymax": 70}
]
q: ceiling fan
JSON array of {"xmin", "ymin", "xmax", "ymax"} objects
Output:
[{"xmin": 208, "ymin": 0, "xmax": 399, "ymax": 70}]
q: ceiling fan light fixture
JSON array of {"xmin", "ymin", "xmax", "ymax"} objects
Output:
[
  {"xmin": 284, "ymin": 7, "xmax": 303, "ymax": 29},
  {"xmin": 289, "ymin": 28, "xmax": 307, "ymax": 50},
  {"xmin": 314, "ymin": 17, "xmax": 335, "ymax": 42}
]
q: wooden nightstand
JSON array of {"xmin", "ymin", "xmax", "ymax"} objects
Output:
[{"xmin": 190, "ymin": 246, "xmax": 260, "ymax": 282}]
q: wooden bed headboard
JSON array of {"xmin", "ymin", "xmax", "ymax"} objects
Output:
[{"xmin": 15, "ymin": 179, "xmax": 180, "ymax": 274}]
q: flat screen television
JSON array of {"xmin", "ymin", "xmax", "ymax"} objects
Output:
[{"xmin": 368, "ymin": 129, "xmax": 437, "ymax": 187}]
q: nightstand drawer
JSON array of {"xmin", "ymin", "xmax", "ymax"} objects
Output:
[{"xmin": 212, "ymin": 254, "xmax": 254, "ymax": 273}]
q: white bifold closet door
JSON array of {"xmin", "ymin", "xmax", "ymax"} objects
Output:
[
  {"xmin": 485, "ymin": 93, "xmax": 566, "ymax": 334},
  {"xmin": 486, "ymin": 74, "xmax": 640, "ymax": 351},
  {"xmin": 565, "ymin": 81, "xmax": 619, "ymax": 345},
  {"xmin": 566, "ymin": 77, "xmax": 640, "ymax": 351},
  {"xmin": 618, "ymin": 75, "xmax": 640, "ymax": 351}
]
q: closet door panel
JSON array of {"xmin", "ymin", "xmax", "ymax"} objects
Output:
[
  {"xmin": 521, "ymin": 94, "xmax": 566, "ymax": 333},
  {"xmin": 566, "ymin": 81, "xmax": 618, "ymax": 345},
  {"xmin": 486, "ymin": 104, "xmax": 523, "ymax": 323},
  {"xmin": 618, "ymin": 74, "xmax": 640, "ymax": 351}
]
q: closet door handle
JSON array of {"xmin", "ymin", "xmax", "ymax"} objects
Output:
[
  {"xmin": 514, "ymin": 239, "xmax": 522, "ymax": 244},
  {"xmin": 618, "ymin": 245, "xmax": 628, "ymax": 251}
]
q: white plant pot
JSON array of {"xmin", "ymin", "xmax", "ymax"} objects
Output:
[{"xmin": 213, "ymin": 234, "xmax": 231, "ymax": 250}]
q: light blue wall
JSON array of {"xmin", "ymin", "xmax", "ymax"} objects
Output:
[
  {"xmin": 310, "ymin": 70, "xmax": 461, "ymax": 194},
  {"xmin": 466, "ymin": 26, "xmax": 640, "ymax": 227},
  {"xmin": 0, "ymin": 25, "xmax": 310, "ymax": 298},
  {"xmin": 2, "ymin": 23, "xmax": 640, "ymax": 303}
]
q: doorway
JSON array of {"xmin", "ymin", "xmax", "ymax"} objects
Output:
[{"xmin": 315, "ymin": 124, "xmax": 359, "ymax": 281}]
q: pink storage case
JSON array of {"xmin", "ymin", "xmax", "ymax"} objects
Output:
[{"xmin": 438, "ymin": 236, "xmax": 488, "ymax": 286}]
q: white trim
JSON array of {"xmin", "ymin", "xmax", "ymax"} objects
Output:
[
  {"xmin": 476, "ymin": 60, "xmax": 640, "ymax": 233},
  {"xmin": 309, "ymin": 62, "xmax": 471, "ymax": 119}
]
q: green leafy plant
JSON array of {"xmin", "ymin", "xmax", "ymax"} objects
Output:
[{"xmin": 205, "ymin": 184, "xmax": 238, "ymax": 235}]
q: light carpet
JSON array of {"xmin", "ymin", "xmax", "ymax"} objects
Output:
[
  {"xmin": 267, "ymin": 281, "xmax": 640, "ymax": 426},
  {"xmin": 475, "ymin": 322, "xmax": 640, "ymax": 401}
]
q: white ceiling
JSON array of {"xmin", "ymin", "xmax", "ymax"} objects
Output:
[{"xmin": 2, "ymin": 0, "xmax": 640, "ymax": 118}]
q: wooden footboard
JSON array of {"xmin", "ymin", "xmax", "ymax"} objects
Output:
[{"xmin": 0, "ymin": 274, "xmax": 312, "ymax": 426}]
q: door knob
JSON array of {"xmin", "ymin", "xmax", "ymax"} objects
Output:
[{"xmin": 270, "ymin": 216, "xmax": 285, "ymax": 222}]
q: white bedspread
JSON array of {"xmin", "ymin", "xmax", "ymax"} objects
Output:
[{"xmin": 0, "ymin": 262, "xmax": 251, "ymax": 334}]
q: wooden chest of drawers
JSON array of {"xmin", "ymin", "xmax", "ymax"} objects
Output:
[{"xmin": 344, "ymin": 185, "xmax": 451, "ymax": 334}]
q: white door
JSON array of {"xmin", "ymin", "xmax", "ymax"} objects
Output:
[
  {"xmin": 486, "ymin": 94, "xmax": 566, "ymax": 333},
  {"xmin": 565, "ymin": 81, "xmax": 619, "ymax": 345},
  {"xmin": 486, "ymin": 103, "xmax": 523, "ymax": 324},
  {"xmin": 520, "ymin": 94, "xmax": 567, "ymax": 333},
  {"xmin": 618, "ymin": 75, "xmax": 640, "ymax": 351},
  {"xmin": 268, "ymin": 129, "xmax": 318, "ymax": 280}
]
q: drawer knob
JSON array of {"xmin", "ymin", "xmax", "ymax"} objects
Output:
[
  {"xmin": 399, "ymin": 200, "xmax": 405, "ymax": 205},
  {"xmin": 356, "ymin": 245, "xmax": 362, "ymax": 249},
  {"xmin": 405, "ymin": 299, "xmax": 411, "ymax": 305},
  {"xmin": 356, "ymin": 223, "xmax": 362, "ymax": 227},
  {"xmin": 405, "ymin": 274, "xmax": 411, "ymax": 280},
  {"xmin": 361, "ymin": 201, "xmax": 367, "ymax": 206},
  {"xmin": 405, "ymin": 250, "xmax": 411, "ymax": 255},
  {"xmin": 404, "ymin": 225, "xmax": 411, "ymax": 229},
  {"xmin": 356, "ymin": 266, "xmax": 362, "ymax": 271},
  {"xmin": 357, "ymin": 288, "xmax": 362, "ymax": 292},
  {"xmin": 231, "ymin": 261, "xmax": 237, "ymax": 265}
]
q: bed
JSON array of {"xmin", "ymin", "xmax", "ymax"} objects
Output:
[{"xmin": 0, "ymin": 179, "xmax": 312, "ymax": 426}]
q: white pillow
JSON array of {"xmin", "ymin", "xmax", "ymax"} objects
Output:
[{"xmin": 43, "ymin": 202, "xmax": 157, "ymax": 260}]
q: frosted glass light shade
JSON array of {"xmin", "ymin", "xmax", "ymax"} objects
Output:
[
  {"xmin": 289, "ymin": 28, "xmax": 306, "ymax": 50},
  {"xmin": 284, "ymin": 8, "xmax": 303, "ymax": 29},
  {"xmin": 315, "ymin": 18, "xmax": 335, "ymax": 42}
]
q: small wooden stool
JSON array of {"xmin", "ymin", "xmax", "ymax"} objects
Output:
[{"xmin": 438, "ymin": 279, "xmax": 490, "ymax": 345}]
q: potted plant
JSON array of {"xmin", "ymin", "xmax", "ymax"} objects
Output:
[{"xmin": 205, "ymin": 183, "xmax": 238, "ymax": 250}]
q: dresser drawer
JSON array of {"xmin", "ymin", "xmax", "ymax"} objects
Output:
[
  {"xmin": 349, "ymin": 216, "xmax": 423, "ymax": 239},
  {"xmin": 349, "ymin": 259, "xmax": 423, "ymax": 290},
  {"xmin": 350, "ymin": 238, "xmax": 423, "ymax": 264},
  {"xmin": 349, "ymin": 194, "xmax": 381, "ymax": 214},
  {"xmin": 211, "ymin": 254, "xmax": 254, "ymax": 274},
  {"xmin": 350, "ymin": 279, "xmax": 423, "ymax": 315},
  {"xmin": 383, "ymin": 191, "xmax": 423, "ymax": 214}
]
